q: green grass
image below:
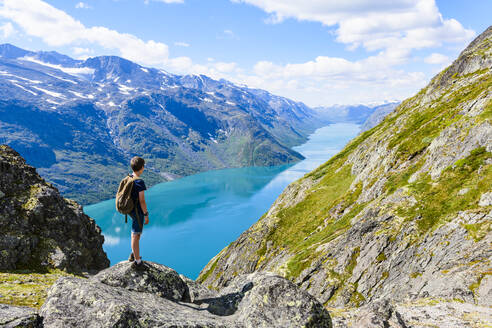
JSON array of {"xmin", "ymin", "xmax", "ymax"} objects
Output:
[
  {"xmin": 0, "ymin": 269, "xmax": 79, "ymax": 309},
  {"xmin": 388, "ymin": 74, "xmax": 491, "ymax": 161},
  {"xmin": 395, "ymin": 147, "xmax": 491, "ymax": 233},
  {"xmin": 463, "ymin": 221, "xmax": 491, "ymax": 242},
  {"xmin": 196, "ymin": 256, "xmax": 220, "ymax": 284}
]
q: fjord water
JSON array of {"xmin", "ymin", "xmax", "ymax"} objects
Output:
[{"xmin": 84, "ymin": 123, "xmax": 360, "ymax": 279}]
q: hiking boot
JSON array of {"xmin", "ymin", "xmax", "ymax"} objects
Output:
[
  {"xmin": 132, "ymin": 259, "xmax": 145, "ymax": 270},
  {"xmin": 128, "ymin": 253, "xmax": 135, "ymax": 262}
]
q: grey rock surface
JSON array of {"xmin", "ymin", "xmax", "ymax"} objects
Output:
[
  {"xmin": 39, "ymin": 261, "xmax": 332, "ymax": 328},
  {"xmin": 0, "ymin": 145, "xmax": 109, "ymax": 273},
  {"xmin": 331, "ymin": 299, "xmax": 492, "ymax": 328},
  {"xmin": 92, "ymin": 261, "xmax": 187, "ymax": 302},
  {"xmin": 479, "ymin": 191, "xmax": 492, "ymax": 206},
  {"xmin": 0, "ymin": 304, "xmax": 42, "ymax": 328}
]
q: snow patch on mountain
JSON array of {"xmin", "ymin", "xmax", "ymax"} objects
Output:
[{"xmin": 20, "ymin": 56, "xmax": 94, "ymax": 77}]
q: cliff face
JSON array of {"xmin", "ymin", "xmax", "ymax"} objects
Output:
[
  {"xmin": 198, "ymin": 26, "xmax": 492, "ymax": 316},
  {"xmin": 0, "ymin": 145, "xmax": 109, "ymax": 273}
]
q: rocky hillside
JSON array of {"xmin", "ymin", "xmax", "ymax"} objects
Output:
[
  {"xmin": 0, "ymin": 145, "xmax": 109, "ymax": 273},
  {"xmin": 3, "ymin": 261, "xmax": 332, "ymax": 327},
  {"xmin": 0, "ymin": 44, "xmax": 323, "ymax": 204},
  {"xmin": 198, "ymin": 26, "xmax": 492, "ymax": 325}
]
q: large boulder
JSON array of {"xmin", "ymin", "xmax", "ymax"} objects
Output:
[
  {"xmin": 0, "ymin": 145, "xmax": 109, "ymax": 273},
  {"xmin": 92, "ymin": 261, "xmax": 188, "ymax": 302},
  {"xmin": 0, "ymin": 304, "xmax": 42, "ymax": 328},
  {"xmin": 40, "ymin": 261, "xmax": 332, "ymax": 327}
]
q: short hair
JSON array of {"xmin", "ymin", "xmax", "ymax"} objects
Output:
[{"xmin": 130, "ymin": 156, "xmax": 145, "ymax": 172}]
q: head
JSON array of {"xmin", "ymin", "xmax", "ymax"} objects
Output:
[{"xmin": 131, "ymin": 156, "xmax": 145, "ymax": 175}]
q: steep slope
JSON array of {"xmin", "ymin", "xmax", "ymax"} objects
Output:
[
  {"xmin": 0, "ymin": 44, "xmax": 323, "ymax": 204},
  {"xmin": 198, "ymin": 25, "xmax": 492, "ymax": 318},
  {"xmin": 0, "ymin": 145, "xmax": 109, "ymax": 273}
]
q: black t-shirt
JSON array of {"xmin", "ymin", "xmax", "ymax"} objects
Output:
[{"xmin": 130, "ymin": 175, "xmax": 146, "ymax": 217}]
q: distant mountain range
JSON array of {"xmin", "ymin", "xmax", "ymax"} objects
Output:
[
  {"xmin": 313, "ymin": 101, "xmax": 399, "ymax": 126},
  {"xmin": 0, "ymin": 44, "xmax": 329, "ymax": 204},
  {"xmin": 0, "ymin": 44, "xmax": 397, "ymax": 204}
]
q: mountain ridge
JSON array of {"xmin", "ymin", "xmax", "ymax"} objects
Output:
[
  {"xmin": 0, "ymin": 43, "xmax": 325, "ymax": 204},
  {"xmin": 197, "ymin": 25, "xmax": 492, "ymax": 327}
]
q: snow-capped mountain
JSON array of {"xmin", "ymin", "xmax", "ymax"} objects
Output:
[{"xmin": 0, "ymin": 44, "xmax": 323, "ymax": 204}]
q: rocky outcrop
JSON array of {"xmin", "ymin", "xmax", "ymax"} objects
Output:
[
  {"xmin": 197, "ymin": 26, "xmax": 492, "ymax": 326},
  {"xmin": 0, "ymin": 304, "xmax": 42, "ymax": 328},
  {"xmin": 39, "ymin": 261, "xmax": 332, "ymax": 328},
  {"xmin": 0, "ymin": 145, "xmax": 109, "ymax": 273},
  {"xmin": 331, "ymin": 299, "xmax": 492, "ymax": 328}
]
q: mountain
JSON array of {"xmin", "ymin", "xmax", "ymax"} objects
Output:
[
  {"xmin": 197, "ymin": 26, "xmax": 492, "ymax": 326},
  {"xmin": 360, "ymin": 102, "xmax": 399, "ymax": 131},
  {"xmin": 0, "ymin": 145, "xmax": 109, "ymax": 273},
  {"xmin": 0, "ymin": 44, "xmax": 323, "ymax": 204},
  {"xmin": 313, "ymin": 101, "xmax": 399, "ymax": 125}
]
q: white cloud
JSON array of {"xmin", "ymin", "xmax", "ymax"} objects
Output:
[
  {"xmin": 75, "ymin": 2, "xmax": 91, "ymax": 9},
  {"xmin": 424, "ymin": 52, "xmax": 450, "ymax": 65},
  {"xmin": 0, "ymin": 0, "xmax": 170, "ymax": 66},
  {"xmin": 174, "ymin": 41, "xmax": 190, "ymax": 47},
  {"xmin": 223, "ymin": 0, "xmax": 475, "ymax": 105},
  {"xmin": 0, "ymin": 21, "xmax": 15, "ymax": 38},
  {"xmin": 232, "ymin": 0, "xmax": 474, "ymax": 60}
]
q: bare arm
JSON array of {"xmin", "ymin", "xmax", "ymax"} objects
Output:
[{"xmin": 139, "ymin": 191, "xmax": 149, "ymax": 224}]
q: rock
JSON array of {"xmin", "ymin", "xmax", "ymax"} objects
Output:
[
  {"xmin": 93, "ymin": 261, "xmax": 187, "ymax": 302},
  {"xmin": 479, "ymin": 191, "xmax": 492, "ymax": 206},
  {"xmin": 394, "ymin": 300, "xmax": 492, "ymax": 328},
  {"xmin": 221, "ymin": 272, "xmax": 332, "ymax": 328},
  {"xmin": 351, "ymin": 300, "xmax": 403, "ymax": 328},
  {"xmin": 477, "ymin": 274, "xmax": 492, "ymax": 306},
  {"xmin": 40, "ymin": 276, "xmax": 232, "ymax": 328},
  {"xmin": 179, "ymin": 274, "xmax": 219, "ymax": 303},
  {"xmin": 330, "ymin": 299, "xmax": 492, "ymax": 328},
  {"xmin": 0, "ymin": 145, "xmax": 109, "ymax": 273},
  {"xmin": 0, "ymin": 304, "xmax": 42, "ymax": 328},
  {"xmin": 40, "ymin": 262, "xmax": 332, "ymax": 327}
]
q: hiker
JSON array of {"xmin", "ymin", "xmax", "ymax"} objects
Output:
[{"xmin": 127, "ymin": 156, "xmax": 149, "ymax": 267}]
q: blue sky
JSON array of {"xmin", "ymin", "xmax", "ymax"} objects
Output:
[{"xmin": 0, "ymin": 0, "xmax": 490, "ymax": 106}]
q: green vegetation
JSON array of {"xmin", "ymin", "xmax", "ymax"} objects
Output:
[
  {"xmin": 376, "ymin": 252, "xmax": 387, "ymax": 262},
  {"xmin": 388, "ymin": 74, "xmax": 492, "ymax": 162},
  {"xmin": 196, "ymin": 256, "xmax": 220, "ymax": 284},
  {"xmin": 395, "ymin": 147, "xmax": 491, "ymax": 233},
  {"xmin": 469, "ymin": 273, "xmax": 486, "ymax": 297},
  {"xmin": 463, "ymin": 221, "xmax": 491, "ymax": 242},
  {"xmin": 0, "ymin": 269, "xmax": 78, "ymax": 309}
]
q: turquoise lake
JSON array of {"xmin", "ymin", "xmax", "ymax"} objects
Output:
[{"xmin": 84, "ymin": 123, "xmax": 360, "ymax": 279}]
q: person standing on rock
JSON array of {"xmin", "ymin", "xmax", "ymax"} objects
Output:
[{"xmin": 128, "ymin": 156, "xmax": 149, "ymax": 268}]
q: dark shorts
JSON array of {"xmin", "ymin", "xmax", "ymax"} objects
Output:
[{"xmin": 129, "ymin": 212, "xmax": 143, "ymax": 234}]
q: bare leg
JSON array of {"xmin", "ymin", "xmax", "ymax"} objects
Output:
[{"xmin": 131, "ymin": 233, "xmax": 141, "ymax": 261}]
